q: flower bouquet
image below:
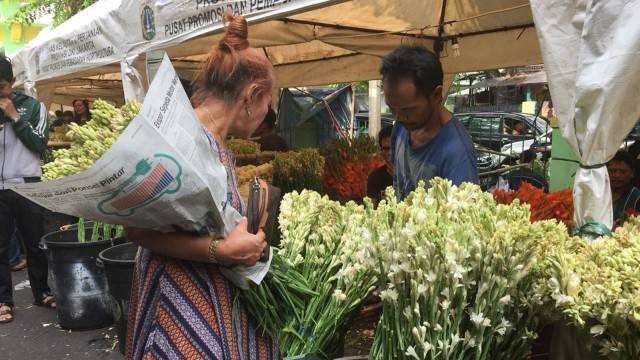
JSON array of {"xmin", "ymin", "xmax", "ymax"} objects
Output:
[
  {"xmin": 321, "ymin": 136, "xmax": 384, "ymax": 201},
  {"xmin": 369, "ymin": 179, "xmax": 577, "ymax": 360},
  {"xmin": 241, "ymin": 190, "xmax": 378, "ymax": 357},
  {"xmin": 544, "ymin": 216, "xmax": 640, "ymax": 359},
  {"xmin": 493, "ymin": 182, "xmax": 573, "ymax": 228}
]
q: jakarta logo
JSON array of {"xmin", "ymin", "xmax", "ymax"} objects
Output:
[
  {"xmin": 97, "ymin": 153, "xmax": 182, "ymax": 217},
  {"xmin": 141, "ymin": 5, "xmax": 156, "ymax": 41}
]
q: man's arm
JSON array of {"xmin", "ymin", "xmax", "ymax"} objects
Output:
[{"xmin": 12, "ymin": 102, "xmax": 49, "ymax": 154}]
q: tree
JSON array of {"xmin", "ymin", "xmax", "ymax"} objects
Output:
[
  {"xmin": 328, "ymin": 81, "xmax": 369, "ymax": 93},
  {"xmin": 11, "ymin": 0, "xmax": 97, "ymax": 27}
]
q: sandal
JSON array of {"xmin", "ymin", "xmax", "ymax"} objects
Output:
[
  {"xmin": 34, "ymin": 292, "xmax": 56, "ymax": 309},
  {"xmin": 0, "ymin": 303, "xmax": 13, "ymax": 324},
  {"xmin": 10, "ymin": 258, "xmax": 27, "ymax": 272}
]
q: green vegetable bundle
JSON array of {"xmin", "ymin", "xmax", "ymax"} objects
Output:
[
  {"xmin": 228, "ymin": 138, "xmax": 261, "ymax": 155},
  {"xmin": 75, "ymin": 218, "xmax": 124, "ymax": 243},
  {"xmin": 42, "ymin": 99, "xmax": 141, "ymax": 180}
]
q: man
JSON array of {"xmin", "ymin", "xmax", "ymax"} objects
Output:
[
  {"xmin": 381, "ymin": 46, "xmax": 478, "ymax": 199},
  {"xmin": 511, "ymin": 120, "xmax": 526, "ymax": 136},
  {"xmin": 253, "ymin": 107, "xmax": 289, "ymax": 152},
  {"xmin": 608, "ymin": 151, "xmax": 640, "ymax": 226},
  {"xmin": 51, "ymin": 110, "xmax": 74, "ymax": 128},
  {"xmin": 507, "ymin": 149, "xmax": 549, "ymax": 192},
  {"xmin": 367, "ymin": 125, "xmax": 394, "ymax": 203},
  {"xmin": 0, "ymin": 56, "xmax": 55, "ymax": 324}
]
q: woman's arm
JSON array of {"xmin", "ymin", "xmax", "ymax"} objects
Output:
[
  {"xmin": 126, "ymin": 227, "xmax": 212, "ymax": 262},
  {"xmin": 126, "ymin": 217, "xmax": 267, "ymax": 266}
]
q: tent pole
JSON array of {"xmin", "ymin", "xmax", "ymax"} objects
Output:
[
  {"xmin": 349, "ymin": 83, "xmax": 356, "ymax": 138},
  {"xmin": 368, "ymin": 80, "xmax": 382, "ymax": 138},
  {"xmin": 434, "ymin": 0, "xmax": 448, "ymax": 56}
]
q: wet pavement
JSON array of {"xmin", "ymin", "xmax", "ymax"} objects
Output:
[{"xmin": 0, "ymin": 268, "xmax": 123, "ymax": 360}]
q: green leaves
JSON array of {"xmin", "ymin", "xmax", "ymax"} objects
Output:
[{"xmin": 10, "ymin": 0, "xmax": 97, "ymax": 27}]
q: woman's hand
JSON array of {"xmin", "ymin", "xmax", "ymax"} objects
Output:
[{"xmin": 216, "ymin": 217, "xmax": 267, "ymax": 267}]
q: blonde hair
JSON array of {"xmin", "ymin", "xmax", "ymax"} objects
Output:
[{"xmin": 192, "ymin": 13, "xmax": 273, "ymax": 106}]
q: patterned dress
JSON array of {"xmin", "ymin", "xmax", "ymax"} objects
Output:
[{"xmin": 125, "ymin": 129, "xmax": 279, "ymax": 360}]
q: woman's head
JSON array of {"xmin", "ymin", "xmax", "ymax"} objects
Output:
[
  {"xmin": 72, "ymin": 99, "xmax": 90, "ymax": 118},
  {"xmin": 192, "ymin": 13, "xmax": 274, "ymax": 138}
]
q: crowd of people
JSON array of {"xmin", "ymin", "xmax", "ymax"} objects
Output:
[{"xmin": 49, "ymin": 98, "xmax": 92, "ymax": 129}]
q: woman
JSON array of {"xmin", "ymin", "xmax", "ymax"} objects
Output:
[
  {"xmin": 125, "ymin": 14, "xmax": 278, "ymax": 359},
  {"xmin": 72, "ymin": 99, "xmax": 91, "ymax": 124}
]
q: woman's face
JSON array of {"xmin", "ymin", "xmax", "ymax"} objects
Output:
[
  {"xmin": 74, "ymin": 101, "xmax": 86, "ymax": 114},
  {"xmin": 232, "ymin": 89, "xmax": 272, "ymax": 138}
]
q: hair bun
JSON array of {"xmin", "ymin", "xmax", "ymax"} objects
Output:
[{"xmin": 220, "ymin": 12, "xmax": 249, "ymax": 51}]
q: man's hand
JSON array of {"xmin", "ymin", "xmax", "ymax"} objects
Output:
[{"xmin": 0, "ymin": 98, "xmax": 19, "ymax": 122}]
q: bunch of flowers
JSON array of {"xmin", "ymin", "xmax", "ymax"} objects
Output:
[
  {"xmin": 227, "ymin": 138, "xmax": 261, "ymax": 155},
  {"xmin": 321, "ymin": 136, "xmax": 384, "ymax": 201},
  {"xmin": 236, "ymin": 162, "xmax": 274, "ymax": 202},
  {"xmin": 241, "ymin": 190, "xmax": 378, "ymax": 357},
  {"xmin": 544, "ymin": 216, "xmax": 640, "ymax": 359},
  {"xmin": 271, "ymin": 149, "xmax": 324, "ymax": 194},
  {"xmin": 242, "ymin": 177, "xmax": 640, "ymax": 359},
  {"xmin": 493, "ymin": 182, "xmax": 573, "ymax": 228},
  {"xmin": 369, "ymin": 179, "xmax": 577, "ymax": 360}
]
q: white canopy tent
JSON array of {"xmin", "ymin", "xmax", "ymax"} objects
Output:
[
  {"xmin": 11, "ymin": 0, "xmax": 542, "ymax": 107},
  {"xmin": 531, "ymin": 0, "xmax": 640, "ymax": 231}
]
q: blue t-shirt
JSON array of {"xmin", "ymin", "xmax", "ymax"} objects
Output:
[{"xmin": 391, "ymin": 118, "xmax": 478, "ymax": 200}]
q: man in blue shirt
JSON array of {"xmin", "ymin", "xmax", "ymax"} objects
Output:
[{"xmin": 381, "ymin": 46, "xmax": 478, "ymax": 200}]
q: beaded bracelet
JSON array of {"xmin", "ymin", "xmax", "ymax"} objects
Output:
[{"xmin": 208, "ymin": 238, "xmax": 219, "ymax": 263}]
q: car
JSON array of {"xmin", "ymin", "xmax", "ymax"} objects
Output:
[
  {"xmin": 353, "ymin": 112, "xmax": 395, "ymax": 137},
  {"xmin": 453, "ymin": 111, "xmax": 553, "ymax": 165}
]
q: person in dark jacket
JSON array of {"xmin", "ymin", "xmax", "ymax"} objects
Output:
[
  {"xmin": 253, "ymin": 106, "xmax": 289, "ymax": 152},
  {"xmin": 0, "ymin": 56, "xmax": 55, "ymax": 324},
  {"xmin": 608, "ymin": 151, "xmax": 640, "ymax": 227},
  {"xmin": 507, "ymin": 149, "xmax": 549, "ymax": 192},
  {"xmin": 367, "ymin": 125, "xmax": 394, "ymax": 203}
]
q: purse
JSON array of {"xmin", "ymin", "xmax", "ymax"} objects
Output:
[{"xmin": 246, "ymin": 176, "xmax": 282, "ymax": 262}]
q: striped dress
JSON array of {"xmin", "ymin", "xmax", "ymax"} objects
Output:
[{"xmin": 125, "ymin": 129, "xmax": 279, "ymax": 360}]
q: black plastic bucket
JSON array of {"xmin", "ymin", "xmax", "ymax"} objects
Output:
[
  {"xmin": 42, "ymin": 210, "xmax": 77, "ymax": 234},
  {"xmin": 41, "ymin": 227, "xmax": 124, "ymax": 329},
  {"xmin": 98, "ymin": 242, "xmax": 137, "ymax": 354}
]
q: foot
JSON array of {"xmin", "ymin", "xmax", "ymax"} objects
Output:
[
  {"xmin": 10, "ymin": 258, "xmax": 27, "ymax": 272},
  {"xmin": 0, "ymin": 304, "xmax": 13, "ymax": 324},
  {"xmin": 35, "ymin": 292, "xmax": 56, "ymax": 309}
]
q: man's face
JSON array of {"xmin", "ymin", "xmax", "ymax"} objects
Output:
[
  {"xmin": 253, "ymin": 120, "xmax": 270, "ymax": 138},
  {"xmin": 0, "ymin": 79, "xmax": 14, "ymax": 99},
  {"xmin": 608, "ymin": 161, "xmax": 634, "ymax": 191},
  {"xmin": 380, "ymin": 136, "xmax": 392, "ymax": 164},
  {"xmin": 384, "ymin": 78, "xmax": 437, "ymax": 131}
]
